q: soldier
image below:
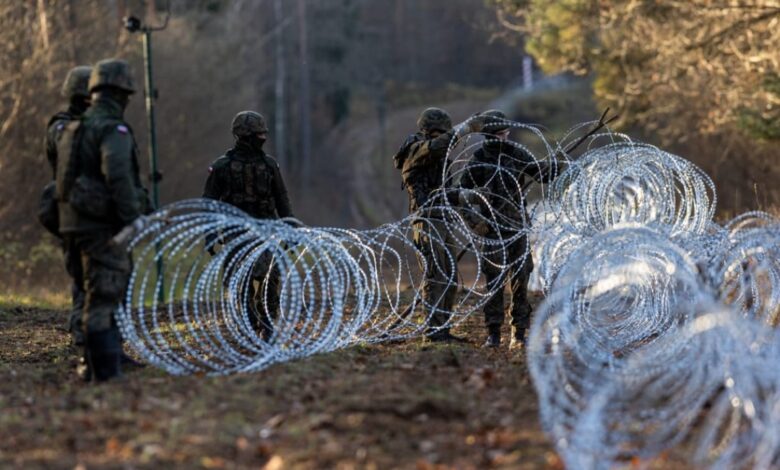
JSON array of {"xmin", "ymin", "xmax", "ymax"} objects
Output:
[
  {"xmin": 395, "ymin": 107, "xmax": 480, "ymax": 342},
  {"xmin": 459, "ymin": 109, "xmax": 555, "ymax": 349},
  {"xmin": 56, "ymin": 58, "xmax": 148, "ymax": 381},
  {"xmin": 43, "ymin": 65, "xmax": 91, "ymax": 346},
  {"xmin": 202, "ymin": 111, "xmax": 294, "ymax": 341}
]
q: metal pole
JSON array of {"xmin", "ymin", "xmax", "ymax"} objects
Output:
[
  {"xmin": 142, "ymin": 29, "xmax": 160, "ymax": 210},
  {"xmin": 143, "ymin": 29, "xmax": 164, "ymax": 303}
]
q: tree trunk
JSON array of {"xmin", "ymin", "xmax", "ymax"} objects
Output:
[
  {"xmin": 297, "ymin": 0, "xmax": 312, "ymax": 185},
  {"xmin": 273, "ymin": 0, "xmax": 286, "ymax": 168}
]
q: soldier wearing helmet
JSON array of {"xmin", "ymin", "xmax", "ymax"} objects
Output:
[
  {"xmin": 40, "ymin": 65, "xmax": 92, "ymax": 347},
  {"xmin": 202, "ymin": 110, "xmax": 294, "ymax": 341},
  {"xmin": 45, "ymin": 66, "xmax": 92, "ymax": 174},
  {"xmin": 390, "ymin": 107, "xmax": 485, "ymax": 343},
  {"xmin": 55, "ymin": 58, "xmax": 149, "ymax": 381},
  {"xmin": 459, "ymin": 109, "xmax": 557, "ymax": 349}
]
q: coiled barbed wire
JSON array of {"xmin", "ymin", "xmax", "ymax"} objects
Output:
[
  {"xmin": 524, "ymin": 137, "xmax": 780, "ymax": 468},
  {"xmin": 710, "ymin": 212, "xmax": 780, "ymax": 326},
  {"xmin": 117, "ymin": 116, "xmax": 780, "ymax": 467}
]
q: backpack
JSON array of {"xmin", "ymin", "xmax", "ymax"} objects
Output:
[{"xmin": 56, "ymin": 119, "xmax": 112, "ymax": 219}]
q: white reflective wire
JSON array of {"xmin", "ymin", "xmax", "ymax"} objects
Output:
[{"xmin": 117, "ymin": 120, "xmax": 780, "ymax": 468}]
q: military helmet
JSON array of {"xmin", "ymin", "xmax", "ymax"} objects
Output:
[
  {"xmin": 88, "ymin": 58, "xmax": 136, "ymax": 94},
  {"xmin": 417, "ymin": 107, "xmax": 452, "ymax": 133},
  {"xmin": 61, "ymin": 66, "xmax": 92, "ymax": 98},
  {"xmin": 481, "ymin": 109, "xmax": 511, "ymax": 134},
  {"xmin": 231, "ymin": 111, "xmax": 269, "ymax": 137}
]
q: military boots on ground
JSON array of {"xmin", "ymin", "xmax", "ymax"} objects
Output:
[
  {"xmin": 483, "ymin": 325, "xmax": 501, "ymax": 348},
  {"xmin": 426, "ymin": 328, "xmax": 468, "ymax": 344},
  {"xmin": 84, "ymin": 328, "xmax": 123, "ymax": 382}
]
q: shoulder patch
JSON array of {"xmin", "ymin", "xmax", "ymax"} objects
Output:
[
  {"xmin": 117, "ymin": 124, "xmax": 129, "ymax": 134},
  {"xmin": 208, "ymin": 166, "xmax": 214, "ymax": 173}
]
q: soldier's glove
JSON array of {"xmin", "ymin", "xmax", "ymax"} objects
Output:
[
  {"xmin": 472, "ymin": 221, "xmax": 490, "ymax": 236},
  {"xmin": 113, "ymin": 212, "xmax": 170, "ymax": 246},
  {"xmin": 454, "ymin": 113, "xmax": 486, "ymax": 139},
  {"xmin": 281, "ymin": 217, "xmax": 305, "ymax": 228},
  {"xmin": 205, "ymin": 232, "xmax": 220, "ymax": 256},
  {"xmin": 458, "ymin": 191, "xmax": 491, "ymax": 236}
]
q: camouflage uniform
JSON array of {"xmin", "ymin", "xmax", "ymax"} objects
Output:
[
  {"xmin": 459, "ymin": 110, "xmax": 554, "ymax": 344},
  {"xmin": 57, "ymin": 59, "xmax": 146, "ymax": 381},
  {"xmin": 44, "ymin": 65, "xmax": 91, "ymax": 345},
  {"xmin": 203, "ymin": 111, "xmax": 293, "ymax": 339},
  {"xmin": 396, "ymin": 108, "xmax": 460, "ymax": 338}
]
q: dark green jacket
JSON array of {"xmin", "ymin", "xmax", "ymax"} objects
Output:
[
  {"xmin": 400, "ymin": 130, "xmax": 455, "ymax": 212},
  {"xmin": 57, "ymin": 96, "xmax": 146, "ymax": 234},
  {"xmin": 45, "ymin": 110, "xmax": 75, "ymax": 176},
  {"xmin": 202, "ymin": 143, "xmax": 293, "ymax": 220},
  {"xmin": 460, "ymin": 140, "xmax": 553, "ymax": 227}
]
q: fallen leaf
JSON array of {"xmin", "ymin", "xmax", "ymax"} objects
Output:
[{"xmin": 263, "ymin": 455, "xmax": 284, "ymax": 470}]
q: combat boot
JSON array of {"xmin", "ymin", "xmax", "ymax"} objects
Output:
[
  {"xmin": 120, "ymin": 350, "xmax": 146, "ymax": 369},
  {"xmin": 85, "ymin": 328, "xmax": 122, "ymax": 382},
  {"xmin": 249, "ymin": 309, "xmax": 275, "ymax": 342},
  {"xmin": 483, "ymin": 326, "xmax": 501, "ymax": 348},
  {"xmin": 509, "ymin": 326, "xmax": 526, "ymax": 351},
  {"xmin": 427, "ymin": 328, "xmax": 468, "ymax": 343}
]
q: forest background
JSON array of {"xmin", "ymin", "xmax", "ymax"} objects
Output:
[{"xmin": 1, "ymin": 0, "xmax": 777, "ymax": 293}]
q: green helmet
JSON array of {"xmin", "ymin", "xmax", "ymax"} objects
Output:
[
  {"xmin": 61, "ymin": 66, "xmax": 92, "ymax": 98},
  {"xmin": 88, "ymin": 58, "xmax": 136, "ymax": 94},
  {"xmin": 231, "ymin": 111, "xmax": 269, "ymax": 137},
  {"xmin": 481, "ymin": 109, "xmax": 510, "ymax": 134},
  {"xmin": 417, "ymin": 107, "xmax": 452, "ymax": 133}
]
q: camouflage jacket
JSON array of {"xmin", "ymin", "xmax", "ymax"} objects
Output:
[
  {"xmin": 56, "ymin": 95, "xmax": 147, "ymax": 234},
  {"xmin": 202, "ymin": 143, "xmax": 293, "ymax": 220},
  {"xmin": 460, "ymin": 140, "xmax": 553, "ymax": 228},
  {"xmin": 45, "ymin": 107, "xmax": 82, "ymax": 177},
  {"xmin": 400, "ymin": 130, "xmax": 455, "ymax": 213}
]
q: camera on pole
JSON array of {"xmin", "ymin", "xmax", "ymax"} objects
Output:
[{"xmin": 122, "ymin": 4, "xmax": 169, "ymax": 211}]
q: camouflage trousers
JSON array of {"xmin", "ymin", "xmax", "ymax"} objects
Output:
[
  {"xmin": 63, "ymin": 239, "xmax": 86, "ymax": 345},
  {"xmin": 248, "ymin": 252, "xmax": 281, "ymax": 336},
  {"xmin": 65, "ymin": 232, "xmax": 131, "ymax": 335},
  {"xmin": 482, "ymin": 233, "xmax": 533, "ymax": 331},
  {"xmin": 413, "ymin": 217, "xmax": 459, "ymax": 330}
]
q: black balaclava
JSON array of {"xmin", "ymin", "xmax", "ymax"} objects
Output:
[
  {"xmin": 68, "ymin": 95, "xmax": 91, "ymax": 117},
  {"xmin": 92, "ymin": 88, "xmax": 130, "ymax": 113},
  {"xmin": 236, "ymin": 134, "xmax": 267, "ymax": 155}
]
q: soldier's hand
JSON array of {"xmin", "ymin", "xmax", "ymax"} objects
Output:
[
  {"xmin": 467, "ymin": 113, "xmax": 486, "ymax": 133},
  {"xmin": 473, "ymin": 221, "xmax": 490, "ymax": 236},
  {"xmin": 281, "ymin": 217, "xmax": 305, "ymax": 228}
]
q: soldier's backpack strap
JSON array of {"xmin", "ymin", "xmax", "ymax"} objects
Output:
[
  {"xmin": 46, "ymin": 111, "xmax": 73, "ymax": 128},
  {"xmin": 55, "ymin": 118, "xmax": 85, "ymax": 202}
]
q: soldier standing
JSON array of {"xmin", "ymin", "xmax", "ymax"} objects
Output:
[
  {"xmin": 459, "ymin": 110, "xmax": 555, "ymax": 349},
  {"xmin": 394, "ymin": 108, "xmax": 480, "ymax": 342},
  {"xmin": 202, "ymin": 111, "xmax": 294, "ymax": 341},
  {"xmin": 57, "ymin": 58, "xmax": 148, "ymax": 381},
  {"xmin": 43, "ymin": 65, "xmax": 92, "ymax": 346}
]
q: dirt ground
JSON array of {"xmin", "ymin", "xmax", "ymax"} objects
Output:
[{"xmin": 0, "ymin": 299, "xmax": 692, "ymax": 470}]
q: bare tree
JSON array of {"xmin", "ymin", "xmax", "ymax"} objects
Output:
[{"xmin": 297, "ymin": 0, "xmax": 312, "ymax": 185}]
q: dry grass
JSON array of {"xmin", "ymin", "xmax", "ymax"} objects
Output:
[{"xmin": 0, "ymin": 295, "xmax": 694, "ymax": 469}]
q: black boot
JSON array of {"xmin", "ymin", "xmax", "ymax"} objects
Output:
[
  {"xmin": 85, "ymin": 329, "xmax": 122, "ymax": 382},
  {"xmin": 249, "ymin": 309, "xmax": 274, "ymax": 342},
  {"xmin": 483, "ymin": 326, "xmax": 501, "ymax": 348},
  {"xmin": 120, "ymin": 350, "xmax": 146, "ymax": 369},
  {"xmin": 427, "ymin": 328, "xmax": 468, "ymax": 343}
]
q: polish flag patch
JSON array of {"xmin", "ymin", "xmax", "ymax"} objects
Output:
[{"xmin": 117, "ymin": 124, "xmax": 129, "ymax": 134}]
